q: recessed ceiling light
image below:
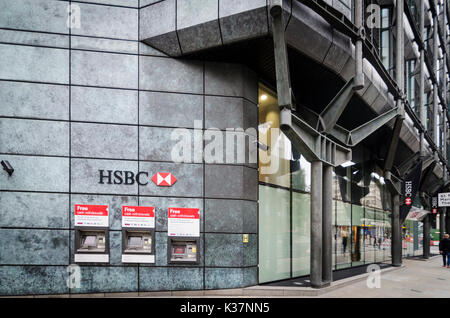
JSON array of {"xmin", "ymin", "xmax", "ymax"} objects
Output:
[
  {"xmin": 260, "ymin": 94, "xmax": 268, "ymax": 101},
  {"xmin": 340, "ymin": 160, "xmax": 355, "ymax": 167}
]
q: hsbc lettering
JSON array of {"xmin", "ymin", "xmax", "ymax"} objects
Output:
[
  {"xmin": 404, "ymin": 181, "xmax": 413, "ymax": 197},
  {"xmin": 99, "ymin": 170, "xmax": 150, "ymax": 185}
]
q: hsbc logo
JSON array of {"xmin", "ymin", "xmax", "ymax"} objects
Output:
[
  {"xmin": 151, "ymin": 172, "xmax": 177, "ymax": 186},
  {"xmin": 404, "ymin": 181, "xmax": 413, "ymax": 197},
  {"xmin": 98, "ymin": 170, "xmax": 177, "ymax": 187},
  {"xmin": 405, "ymin": 197, "xmax": 412, "ymax": 206}
]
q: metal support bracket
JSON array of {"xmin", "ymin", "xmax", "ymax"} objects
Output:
[
  {"xmin": 321, "ymin": 105, "xmax": 403, "ymax": 148},
  {"xmin": 270, "ymin": 0, "xmax": 351, "ymax": 167},
  {"xmin": 347, "ymin": 105, "xmax": 403, "ymax": 146},
  {"xmin": 280, "ymin": 108, "xmax": 351, "ymax": 166},
  {"xmin": 384, "ymin": 111, "xmax": 405, "ymax": 173},
  {"xmin": 317, "ymin": 77, "xmax": 357, "ymax": 134},
  {"xmin": 385, "ymin": 171, "xmax": 402, "ymax": 195},
  {"xmin": 270, "ymin": 0, "xmax": 294, "ymax": 111},
  {"xmin": 270, "ymin": 0, "xmax": 401, "ymax": 165},
  {"xmin": 421, "ymin": 155, "xmax": 437, "ymax": 173}
]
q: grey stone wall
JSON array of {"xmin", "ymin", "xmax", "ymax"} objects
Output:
[{"xmin": 0, "ymin": 0, "xmax": 258, "ymax": 296}]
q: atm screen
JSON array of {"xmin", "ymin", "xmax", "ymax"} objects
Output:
[
  {"xmin": 128, "ymin": 236, "xmax": 143, "ymax": 247},
  {"xmin": 173, "ymin": 246, "xmax": 185, "ymax": 254},
  {"xmin": 82, "ymin": 235, "xmax": 97, "ymax": 247}
]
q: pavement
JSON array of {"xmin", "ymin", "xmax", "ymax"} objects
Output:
[
  {"xmin": 317, "ymin": 255, "xmax": 450, "ymax": 298},
  {"xmin": 5, "ymin": 247, "xmax": 448, "ymax": 298}
]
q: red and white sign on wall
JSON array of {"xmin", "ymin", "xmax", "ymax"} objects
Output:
[
  {"xmin": 152, "ymin": 172, "xmax": 177, "ymax": 186},
  {"xmin": 122, "ymin": 206, "xmax": 155, "ymax": 228},
  {"xmin": 74, "ymin": 204, "xmax": 109, "ymax": 227},
  {"xmin": 405, "ymin": 197, "xmax": 412, "ymax": 206},
  {"xmin": 168, "ymin": 207, "xmax": 200, "ymax": 237}
]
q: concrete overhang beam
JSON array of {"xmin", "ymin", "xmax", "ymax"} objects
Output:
[{"xmin": 139, "ymin": 0, "xmax": 443, "ymax": 183}]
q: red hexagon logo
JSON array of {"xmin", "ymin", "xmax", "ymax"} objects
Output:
[
  {"xmin": 405, "ymin": 197, "xmax": 412, "ymax": 206},
  {"xmin": 151, "ymin": 172, "xmax": 177, "ymax": 187}
]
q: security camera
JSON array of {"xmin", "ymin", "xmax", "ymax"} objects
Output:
[{"xmin": 1, "ymin": 160, "xmax": 14, "ymax": 176}]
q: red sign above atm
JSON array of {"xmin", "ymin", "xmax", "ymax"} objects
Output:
[
  {"xmin": 168, "ymin": 207, "xmax": 200, "ymax": 237},
  {"xmin": 74, "ymin": 204, "xmax": 109, "ymax": 227},
  {"xmin": 122, "ymin": 206, "xmax": 155, "ymax": 228},
  {"xmin": 168, "ymin": 207, "xmax": 200, "ymax": 219},
  {"xmin": 122, "ymin": 206, "xmax": 155, "ymax": 217},
  {"xmin": 75, "ymin": 204, "xmax": 108, "ymax": 216}
]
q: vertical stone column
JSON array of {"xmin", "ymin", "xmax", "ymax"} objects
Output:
[
  {"xmin": 419, "ymin": 0, "xmax": 426, "ymax": 157},
  {"xmin": 354, "ymin": 0, "xmax": 364, "ymax": 89},
  {"xmin": 392, "ymin": 193, "xmax": 402, "ymax": 266},
  {"xmin": 433, "ymin": 14, "xmax": 439, "ymax": 146},
  {"xmin": 322, "ymin": 164, "xmax": 333, "ymax": 285},
  {"xmin": 446, "ymin": 211, "xmax": 450, "ymax": 235},
  {"xmin": 310, "ymin": 160, "xmax": 323, "ymax": 288},
  {"xmin": 423, "ymin": 214, "xmax": 431, "ymax": 259},
  {"xmin": 391, "ymin": 0, "xmax": 404, "ymax": 268},
  {"xmin": 440, "ymin": 208, "xmax": 446, "ymax": 239}
]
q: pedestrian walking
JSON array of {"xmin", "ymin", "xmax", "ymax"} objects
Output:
[{"xmin": 439, "ymin": 233, "xmax": 450, "ymax": 268}]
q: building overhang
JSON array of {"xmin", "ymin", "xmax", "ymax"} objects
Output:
[{"xmin": 140, "ymin": 0, "xmax": 444, "ymax": 185}]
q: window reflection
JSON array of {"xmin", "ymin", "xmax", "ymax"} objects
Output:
[
  {"xmin": 258, "ymin": 85, "xmax": 398, "ymax": 280},
  {"xmin": 258, "ymin": 84, "xmax": 312, "ymax": 283},
  {"xmin": 336, "ymin": 201, "xmax": 351, "ymax": 269},
  {"xmin": 258, "ymin": 84, "xmax": 291, "ymax": 188},
  {"xmin": 402, "ymin": 219, "xmax": 424, "ymax": 257},
  {"xmin": 351, "ymin": 204, "xmax": 365, "ymax": 266}
]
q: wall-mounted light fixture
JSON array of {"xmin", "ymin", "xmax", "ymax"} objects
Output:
[{"xmin": 1, "ymin": 160, "xmax": 14, "ymax": 176}]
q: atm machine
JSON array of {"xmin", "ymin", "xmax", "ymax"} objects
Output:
[
  {"xmin": 74, "ymin": 204, "xmax": 109, "ymax": 263},
  {"xmin": 121, "ymin": 206, "xmax": 155, "ymax": 263},
  {"xmin": 167, "ymin": 207, "xmax": 200, "ymax": 265},
  {"xmin": 122, "ymin": 229, "xmax": 155, "ymax": 263},
  {"xmin": 168, "ymin": 237, "xmax": 199, "ymax": 264}
]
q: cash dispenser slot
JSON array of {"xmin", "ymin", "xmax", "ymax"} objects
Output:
[
  {"xmin": 75, "ymin": 228, "xmax": 109, "ymax": 263},
  {"xmin": 122, "ymin": 229, "xmax": 155, "ymax": 263},
  {"xmin": 168, "ymin": 237, "xmax": 199, "ymax": 264}
]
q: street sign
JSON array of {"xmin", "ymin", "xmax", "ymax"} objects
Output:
[{"xmin": 438, "ymin": 192, "xmax": 450, "ymax": 207}]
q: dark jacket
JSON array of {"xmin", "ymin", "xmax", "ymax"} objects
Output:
[{"xmin": 439, "ymin": 238, "xmax": 450, "ymax": 253}]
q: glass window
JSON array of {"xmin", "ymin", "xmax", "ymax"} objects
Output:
[
  {"xmin": 380, "ymin": 7, "xmax": 392, "ymax": 73},
  {"xmin": 258, "ymin": 84, "xmax": 312, "ymax": 283},
  {"xmin": 334, "ymin": 165, "xmax": 351, "ymax": 202},
  {"xmin": 292, "ymin": 192, "xmax": 310, "ymax": 276},
  {"xmin": 403, "ymin": 220, "xmax": 414, "ymax": 257},
  {"xmin": 351, "ymin": 204, "xmax": 365, "ymax": 266},
  {"xmin": 335, "ymin": 201, "xmax": 352, "ymax": 269},
  {"xmin": 385, "ymin": 210, "xmax": 392, "ymax": 262},
  {"xmin": 291, "ymin": 153, "xmax": 311, "ymax": 192},
  {"xmin": 364, "ymin": 208, "xmax": 376, "ymax": 263},
  {"xmin": 258, "ymin": 84, "xmax": 291, "ymax": 189},
  {"xmin": 258, "ymin": 185, "xmax": 291, "ymax": 283},
  {"xmin": 363, "ymin": 163, "xmax": 384, "ymax": 210},
  {"xmin": 374, "ymin": 209, "xmax": 385, "ymax": 262},
  {"xmin": 406, "ymin": 59, "xmax": 416, "ymax": 110}
]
